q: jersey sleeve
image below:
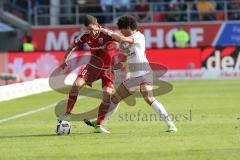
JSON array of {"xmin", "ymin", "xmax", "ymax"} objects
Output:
[
  {"xmin": 132, "ymin": 32, "xmax": 142, "ymax": 45},
  {"xmin": 74, "ymin": 32, "xmax": 86, "ymax": 46}
]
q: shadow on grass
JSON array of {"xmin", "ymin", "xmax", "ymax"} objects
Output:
[
  {"xmin": 0, "ymin": 131, "xmax": 149, "ymax": 139},
  {"xmin": 0, "ymin": 132, "xmax": 93, "ymax": 139}
]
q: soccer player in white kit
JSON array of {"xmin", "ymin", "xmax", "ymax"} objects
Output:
[{"xmin": 91, "ymin": 16, "xmax": 177, "ymax": 133}]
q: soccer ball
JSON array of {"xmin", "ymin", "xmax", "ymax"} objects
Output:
[{"xmin": 56, "ymin": 121, "xmax": 71, "ymax": 135}]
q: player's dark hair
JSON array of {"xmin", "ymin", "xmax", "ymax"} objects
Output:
[
  {"xmin": 117, "ymin": 16, "xmax": 137, "ymax": 30},
  {"xmin": 26, "ymin": 36, "xmax": 32, "ymax": 43},
  {"xmin": 84, "ymin": 15, "xmax": 97, "ymax": 26}
]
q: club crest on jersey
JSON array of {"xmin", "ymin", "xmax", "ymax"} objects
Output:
[{"xmin": 98, "ymin": 38, "xmax": 104, "ymax": 45}]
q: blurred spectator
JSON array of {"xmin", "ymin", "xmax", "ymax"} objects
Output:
[
  {"xmin": 152, "ymin": 1, "xmax": 168, "ymax": 12},
  {"xmin": 178, "ymin": 0, "xmax": 187, "ymax": 11},
  {"xmin": 169, "ymin": 0, "xmax": 178, "ymax": 8},
  {"xmin": 114, "ymin": 0, "xmax": 131, "ymax": 12},
  {"xmin": 101, "ymin": 0, "xmax": 113, "ymax": 12},
  {"xmin": 173, "ymin": 23, "xmax": 190, "ymax": 48},
  {"xmin": 188, "ymin": 0, "xmax": 198, "ymax": 21},
  {"xmin": 134, "ymin": 0, "xmax": 150, "ymax": 23},
  {"xmin": 167, "ymin": 3, "xmax": 183, "ymax": 22},
  {"xmin": 196, "ymin": 0, "xmax": 215, "ymax": 20},
  {"xmin": 4, "ymin": 0, "xmax": 238, "ymax": 25},
  {"xmin": 163, "ymin": 0, "xmax": 188, "ymax": 22},
  {"xmin": 100, "ymin": 0, "xmax": 113, "ymax": 23},
  {"xmin": 79, "ymin": 0, "xmax": 104, "ymax": 24},
  {"xmin": 228, "ymin": 0, "xmax": 240, "ymax": 20},
  {"xmin": 21, "ymin": 33, "xmax": 35, "ymax": 52}
]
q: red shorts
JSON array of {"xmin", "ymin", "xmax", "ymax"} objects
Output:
[{"xmin": 78, "ymin": 65, "xmax": 114, "ymax": 89}]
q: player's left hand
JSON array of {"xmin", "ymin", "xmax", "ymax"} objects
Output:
[{"xmin": 98, "ymin": 28, "xmax": 109, "ymax": 34}]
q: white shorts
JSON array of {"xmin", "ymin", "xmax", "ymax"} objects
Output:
[{"xmin": 122, "ymin": 72, "xmax": 153, "ymax": 93}]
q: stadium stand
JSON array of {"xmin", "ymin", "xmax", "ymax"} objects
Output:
[
  {"xmin": 0, "ymin": 0, "xmax": 240, "ymax": 26},
  {"xmin": 0, "ymin": 0, "xmax": 239, "ymax": 52}
]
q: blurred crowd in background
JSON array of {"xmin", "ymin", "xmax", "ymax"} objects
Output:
[{"xmin": 1, "ymin": 0, "xmax": 240, "ymax": 25}]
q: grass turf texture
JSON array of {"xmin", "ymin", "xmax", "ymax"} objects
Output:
[{"xmin": 0, "ymin": 80, "xmax": 239, "ymax": 160}]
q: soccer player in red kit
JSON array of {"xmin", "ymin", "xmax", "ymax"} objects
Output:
[{"xmin": 59, "ymin": 15, "xmax": 120, "ymax": 133}]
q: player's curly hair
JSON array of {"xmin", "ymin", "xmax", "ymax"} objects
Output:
[
  {"xmin": 117, "ymin": 16, "xmax": 137, "ymax": 30},
  {"xmin": 84, "ymin": 15, "xmax": 97, "ymax": 26}
]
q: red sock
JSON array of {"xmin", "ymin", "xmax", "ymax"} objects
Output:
[
  {"xmin": 96, "ymin": 102, "xmax": 110, "ymax": 125},
  {"xmin": 66, "ymin": 89, "xmax": 78, "ymax": 115}
]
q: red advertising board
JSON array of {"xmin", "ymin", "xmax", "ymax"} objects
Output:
[
  {"xmin": 8, "ymin": 52, "xmax": 64, "ymax": 81},
  {"xmin": 32, "ymin": 23, "xmax": 221, "ymax": 51},
  {"xmin": 146, "ymin": 48, "xmax": 201, "ymax": 70},
  {"xmin": 6, "ymin": 47, "xmax": 240, "ymax": 81}
]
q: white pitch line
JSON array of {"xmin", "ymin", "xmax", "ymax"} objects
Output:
[
  {"xmin": 0, "ymin": 93, "xmax": 96, "ymax": 124},
  {"xmin": 0, "ymin": 103, "xmax": 57, "ymax": 124}
]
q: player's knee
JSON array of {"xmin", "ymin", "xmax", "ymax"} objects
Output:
[
  {"xmin": 73, "ymin": 78, "xmax": 85, "ymax": 87},
  {"xmin": 140, "ymin": 84, "xmax": 154, "ymax": 103},
  {"xmin": 140, "ymin": 84, "xmax": 152, "ymax": 92},
  {"xmin": 103, "ymin": 92, "xmax": 111, "ymax": 103},
  {"xmin": 70, "ymin": 84, "xmax": 79, "ymax": 94},
  {"xmin": 140, "ymin": 86, "xmax": 153, "ymax": 104},
  {"xmin": 143, "ymin": 96, "xmax": 155, "ymax": 105},
  {"xmin": 102, "ymin": 87, "xmax": 113, "ymax": 103},
  {"xmin": 111, "ymin": 94, "xmax": 120, "ymax": 104},
  {"xmin": 140, "ymin": 89, "xmax": 150, "ymax": 98}
]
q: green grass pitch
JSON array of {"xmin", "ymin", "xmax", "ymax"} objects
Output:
[{"xmin": 0, "ymin": 80, "xmax": 239, "ymax": 160}]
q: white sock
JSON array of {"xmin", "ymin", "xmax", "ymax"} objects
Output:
[
  {"xmin": 103, "ymin": 102, "xmax": 119, "ymax": 124},
  {"xmin": 151, "ymin": 100, "xmax": 174, "ymax": 126}
]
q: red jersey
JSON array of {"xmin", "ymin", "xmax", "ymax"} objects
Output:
[{"xmin": 74, "ymin": 30, "xmax": 116, "ymax": 69}]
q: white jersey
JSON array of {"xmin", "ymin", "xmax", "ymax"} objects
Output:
[{"xmin": 121, "ymin": 31, "xmax": 151, "ymax": 78}]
